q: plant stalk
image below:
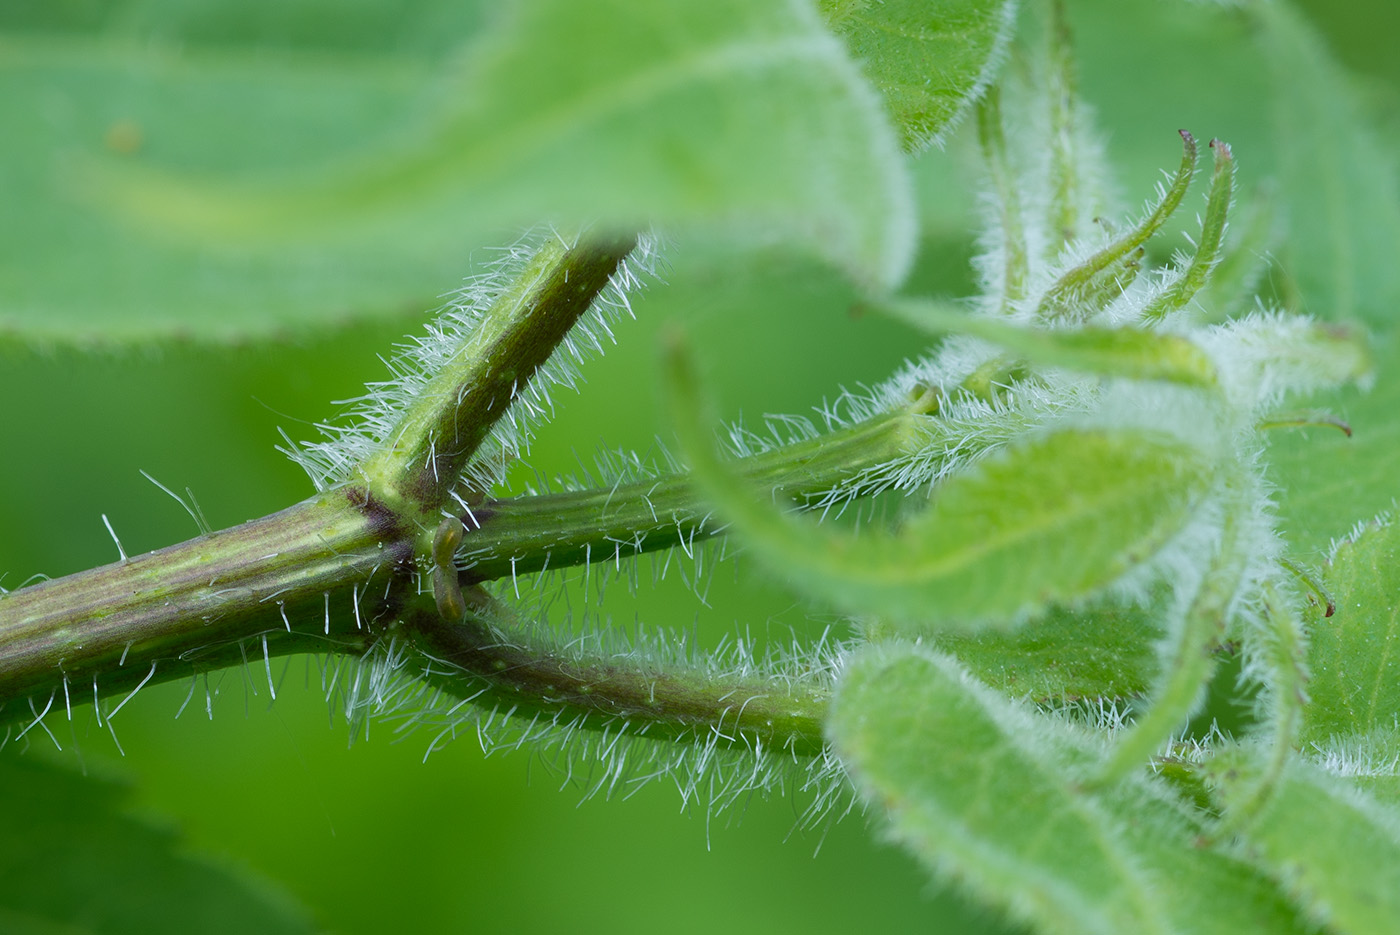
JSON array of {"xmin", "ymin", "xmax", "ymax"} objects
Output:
[{"xmin": 0, "ymin": 415, "xmax": 917, "ymax": 734}]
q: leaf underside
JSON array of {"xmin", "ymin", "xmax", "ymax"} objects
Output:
[{"xmin": 829, "ymin": 644, "xmax": 1312, "ymax": 935}]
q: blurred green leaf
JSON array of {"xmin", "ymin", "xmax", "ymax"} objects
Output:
[
  {"xmin": 1254, "ymin": 0, "xmax": 1400, "ymax": 327},
  {"xmin": 0, "ymin": 10, "xmax": 472, "ymax": 344},
  {"xmin": 0, "ymin": 0, "xmax": 488, "ymax": 59},
  {"xmin": 2, "ymin": 0, "xmax": 949, "ymax": 343},
  {"xmin": 1212, "ymin": 755, "xmax": 1400, "ymax": 935},
  {"xmin": 90, "ymin": 0, "xmax": 922, "ymax": 301},
  {"xmin": 829, "ymin": 644, "xmax": 1311, "ymax": 935},
  {"xmin": 1302, "ymin": 515, "xmax": 1400, "ymax": 743},
  {"xmin": 0, "ymin": 753, "xmax": 316, "ymax": 935},
  {"xmin": 818, "ymin": 0, "xmax": 1016, "ymax": 151}
]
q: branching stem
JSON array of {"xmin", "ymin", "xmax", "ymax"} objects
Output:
[
  {"xmin": 357, "ymin": 229, "xmax": 638, "ymax": 521},
  {"xmin": 0, "ymin": 413, "xmax": 910, "ymax": 738},
  {"xmin": 0, "ymin": 228, "xmax": 919, "ymax": 764}
]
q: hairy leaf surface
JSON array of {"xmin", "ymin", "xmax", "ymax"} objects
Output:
[
  {"xmin": 830, "ymin": 644, "xmax": 1311, "ymax": 935},
  {"xmin": 1307, "ymin": 728, "xmax": 1400, "ymax": 808},
  {"xmin": 818, "ymin": 0, "xmax": 1016, "ymax": 150},
  {"xmin": 1213, "ymin": 756, "xmax": 1400, "ymax": 935},
  {"xmin": 1303, "ymin": 516, "xmax": 1400, "ymax": 743}
]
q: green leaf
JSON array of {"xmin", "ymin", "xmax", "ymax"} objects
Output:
[
  {"xmin": 885, "ymin": 430, "xmax": 1211, "ymax": 627},
  {"xmin": 90, "ymin": 0, "xmax": 918, "ymax": 299},
  {"xmin": 0, "ymin": 0, "xmax": 489, "ymax": 59},
  {"xmin": 829, "ymin": 644, "xmax": 1312, "ymax": 935},
  {"xmin": 3, "ymin": 0, "xmax": 923, "ymax": 344},
  {"xmin": 1268, "ymin": 331, "xmax": 1400, "ymax": 554},
  {"xmin": 933, "ymin": 600, "xmax": 1163, "ymax": 703},
  {"xmin": 1212, "ymin": 755, "xmax": 1400, "ymax": 935},
  {"xmin": 817, "ymin": 0, "xmax": 1017, "ymax": 151},
  {"xmin": 0, "ymin": 27, "xmax": 473, "ymax": 344},
  {"xmin": 880, "ymin": 299, "xmax": 1220, "ymax": 388},
  {"xmin": 829, "ymin": 644, "xmax": 1160, "ymax": 935},
  {"xmin": 0, "ymin": 753, "xmax": 315, "ymax": 935},
  {"xmin": 1302, "ymin": 515, "xmax": 1400, "ymax": 743},
  {"xmin": 668, "ymin": 336, "xmax": 1214, "ymax": 630},
  {"xmin": 1254, "ymin": 1, "xmax": 1400, "ymax": 327}
]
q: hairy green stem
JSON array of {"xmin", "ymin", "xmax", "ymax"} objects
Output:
[
  {"xmin": 400, "ymin": 590, "xmax": 829, "ymax": 757},
  {"xmin": 1216, "ymin": 581, "xmax": 1309, "ymax": 833},
  {"xmin": 457, "ymin": 410, "xmax": 923, "ymax": 582},
  {"xmin": 0, "ymin": 231, "xmax": 640, "ymax": 720},
  {"xmin": 0, "ymin": 227, "xmax": 908, "ymax": 765},
  {"xmin": 1142, "ymin": 139, "xmax": 1235, "ymax": 322},
  {"xmin": 0, "ymin": 488, "xmax": 411, "ymax": 715},
  {"xmin": 357, "ymin": 229, "xmax": 638, "ymax": 520},
  {"xmin": 1097, "ymin": 478, "xmax": 1247, "ymax": 783},
  {"xmin": 1047, "ymin": 0, "xmax": 1081, "ymax": 250},
  {"xmin": 976, "ymin": 85, "xmax": 1029, "ymax": 311},
  {"xmin": 1037, "ymin": 130, "xmax": 1197, "ymax": 320}
]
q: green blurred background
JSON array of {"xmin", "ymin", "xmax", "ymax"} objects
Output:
[{"xmin": 1, "ymin": 1, "xmax": 1396, "ymax": 932}]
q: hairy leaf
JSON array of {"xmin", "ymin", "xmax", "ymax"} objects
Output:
[
  {"xmin": 934, "ymin": 600, "xmax": 1162, "ymax": 702},
  {"xmin": 838, "ymin": 430, "xmax": 1212, "ymax": 628},
  {"xmin": 1213, "ymin": 755, "xmax": 1400, "ymax": 935},
  {"xmin": 670, "ymin": 340, "xmax": 1214, "ymax": 630},
  {"xmin": 0, "ymin": 754, "xmax": 315, "ymax": 935},
  {"xmin": 818, "ymin": 0, "xmax": 1016, "ymax": 151},
  {"xmin": 1306, "ymin": 727, "xmax": 1400, "ymax": 809},
  {"xmin": 829, "ymin": 644, "xmax": 1312, "ymax": 935},
  {"xmin": 881, "ymin": 299, "xmax": 1219, "ymax": 387},
  {"xmin": 1303, "ymin": 516, "xmax": 1400, "ymax": 743}
]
